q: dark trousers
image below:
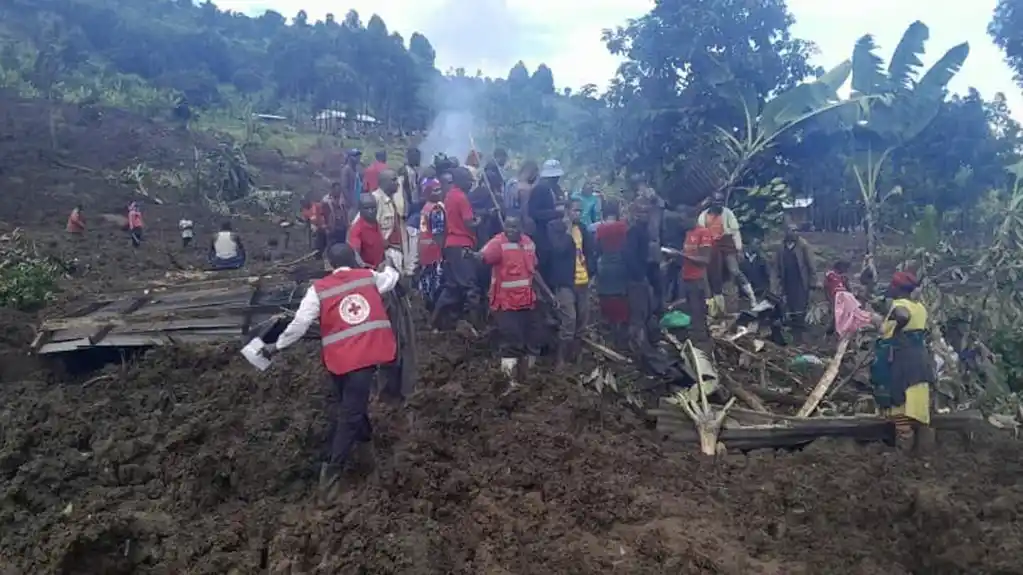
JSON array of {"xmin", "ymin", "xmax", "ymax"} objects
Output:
[
  {"xmin": 326, "ymin": 367, "xmax": 375, "ymax": 467},
  {"xmin": 130, "ymin": 228, "xmax": 143, "ymax": 247},
  {"xmin": 496, "ymin": 308, "xmax": 537, "ymax": 357},
  {"xmin": 682, "ymin": 278, "xmax": 709, "ymax": 348},
  {"xmin": 435, "ymin": 246, "xmax": 478, "ymax": 322},
  {"xmin": 313, "ymin": 228, "xmax": 327, "ymax": 257},
  {"xmin": 627, "ymin": 280, "xmax": 653, "ymax": 350}
]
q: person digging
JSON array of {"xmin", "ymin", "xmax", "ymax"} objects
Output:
[{"xmin": 260, "ymin": 243, "xmax": 401, "ymax": 490}]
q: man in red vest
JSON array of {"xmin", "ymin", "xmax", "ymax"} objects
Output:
[
  {"xmin": 261, "ymin": 243, "xmax": 400, "ymax": 488},
  {"xmin": 479, "ymin": 216, "xmax": 538, "ymax": 389}
]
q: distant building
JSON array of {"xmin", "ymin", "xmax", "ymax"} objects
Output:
[{"xmin": 782, "ymin": 197, "xmax": 814, "ymax": 230}]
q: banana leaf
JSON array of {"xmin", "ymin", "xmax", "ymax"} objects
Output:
[{"xmin": 681, "ymin": 338, "xmax": 719, "ymax": 403}]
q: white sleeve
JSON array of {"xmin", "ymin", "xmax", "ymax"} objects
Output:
[
  {"xmin": 725, "ymin": 209, "xmax": 742, "ymax": 250},
  {"xmin": 275, "ymin": 286, "xmax": 320, "ymax": 350},
  {"xmin": 697, "ymin": 211, "xmax": 707, "ymax": 226},
  {"xmin": 373, "ymin": 266, "xmax": 400, "ymax": 294}
]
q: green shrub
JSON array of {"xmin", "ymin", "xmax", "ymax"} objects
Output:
[{"xmin": 0, "ymin": 232, "xmax": 61, "ymax": 311}]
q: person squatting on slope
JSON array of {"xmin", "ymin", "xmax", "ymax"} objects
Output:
[
  {"xmin": 67, "ymin": 205, "xmax": 85, "ymax": 235},
  {"xmin": 179, "ymin": 218, "xmax": 195, "ymax": 248},
  {"xmin": 208, "ymin": 221, "xmax": 246, "ymax": 270},
  {"xmin": 479, "ymin": 216, "xmax": 539, "ymax": 389},
  {"xmin": 261, "ymin": 243, "xmax": 401, "ymax": 488}
]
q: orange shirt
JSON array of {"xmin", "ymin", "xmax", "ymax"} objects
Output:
[
  {"xmin": 703, "ymin": 213, "xmax": 725, "ymax": 240},
  {"xmin": 681, "ymin": 226, "xmax": 713, "ymax": 281}
]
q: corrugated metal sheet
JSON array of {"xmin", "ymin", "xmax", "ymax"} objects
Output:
[{"xmin": 34, "ymin": 277, "xmax": 311, "ymax": 356}]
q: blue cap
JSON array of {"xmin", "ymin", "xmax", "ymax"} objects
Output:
[{"xmin": 348, "ymin": 148, "xmax": 362, "ymax": 156}]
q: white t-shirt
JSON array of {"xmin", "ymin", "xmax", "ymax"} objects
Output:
[
  {"xmin": 179, "ymin": 219, "xmax": 194, "ymax": 238},
  {"xmin": 213, "ymin": 231, "xmax": 239, "ymax": 258}
]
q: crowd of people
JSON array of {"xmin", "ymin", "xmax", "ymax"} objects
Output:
[{"xmin": 62, "ymin": 145, "xmax": 937, "ymax": 487}]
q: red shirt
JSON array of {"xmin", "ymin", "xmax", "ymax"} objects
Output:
[
  {"xmin": 595, "ymin": 220, "xmax": 628, "ymax": 251},
  {"xmin": 444, "ymin": 186, "xmax": 475, "ymax": 248},
  {"xmin": 364, "ymin": 161, "xmax": 387, "ymax": 192},
  {"xmin": 681, "ymin": 226, "xmax": 713, "ymax": 281},
  {"xmin": 348, "ymin": 217, "xmax": 386, "ymax": 267}
]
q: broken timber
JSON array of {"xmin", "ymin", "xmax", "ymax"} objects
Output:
[
  {"xmin": 32, "ymin": 274, "xmax": 317, "ymax": 355},
  {"xmin": 647, "ymin": 397, "xmax": 990, "ymax": 452}
]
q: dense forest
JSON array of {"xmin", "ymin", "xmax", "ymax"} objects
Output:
[{"xmin": 0, "ymin": 0, "xmax": 1022, "ymax": 232}]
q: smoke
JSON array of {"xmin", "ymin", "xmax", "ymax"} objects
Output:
[
  {"xmin": 419, "ymin": 109, "xmax": 478, "ymax": 166},
  {"xmin": 414, "ymin": 0, "xmax": 558, "ymax": 164}
]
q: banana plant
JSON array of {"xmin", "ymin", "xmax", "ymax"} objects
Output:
[
  {"xmin": 711, "ymin": 59, "xmax": 861, "ymax": 199},
  {"xmin": 846, "ymin": 21, "xmax": 970, "ymax": 257}
]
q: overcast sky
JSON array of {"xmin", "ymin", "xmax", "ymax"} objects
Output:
[{"xmin": 214, "ymin": 0, "xmax": 1022, "ymax": 118}]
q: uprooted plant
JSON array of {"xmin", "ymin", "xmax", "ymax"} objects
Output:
[{"xmin": 0, "ymin": 229, "xmax": 63, "ymax": 311}]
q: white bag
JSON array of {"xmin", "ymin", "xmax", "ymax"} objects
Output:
[{"xmin": 241, "ymin": 337, "xmax": 271, "ymax": 371}]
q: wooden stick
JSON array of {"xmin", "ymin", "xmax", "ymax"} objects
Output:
[
  {"xmin": 797, "ymin": 335, "xmax": 851, "ymax": 417},
  {"xmin": 582, "ymin": 337, "xmax": 630, "ymax": 363},
  {"xmin": 721, "ymin": 371, "xmax": 771, "ymax": 413},
  {"xmin": 275, "ymin": 251, "xmax": 318, "ymax": 269}
]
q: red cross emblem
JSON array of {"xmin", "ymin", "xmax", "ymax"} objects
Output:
[{"xmin": 346, "ymin": 301, "xmax": 362, "ymax": 316}]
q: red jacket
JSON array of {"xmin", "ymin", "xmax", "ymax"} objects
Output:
[
  {"xmin": 348, "ymin": 217, "xmax": 386, "ymax": 267},
  {"xmin": 315, "ymin": 268, "xmax": 396, "ymax": 375},
  {"xmin": 481, "ymin": 232, "xmax": 537, "ymax": 311}
]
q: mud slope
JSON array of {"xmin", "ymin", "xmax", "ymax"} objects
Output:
[{"xmin": 1, "ymin": 332, "xmax": 1022, "ymax": 575}]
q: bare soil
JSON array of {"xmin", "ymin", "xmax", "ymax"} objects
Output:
[{"xmin": 2, "ymin": 96, "xmax": 1023, "ymax": 574}]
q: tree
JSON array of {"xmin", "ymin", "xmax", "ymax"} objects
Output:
[
  {"xmin": 844, "ymin": 21, "xmax": 970, "ymax": 257},
  {"xmin": 990, "ymin": 0, "xmax": 1023, "ymax": 86},
  {"xmin": 602, "ymin": 0, "xmax": 819, "ymax": 203}
]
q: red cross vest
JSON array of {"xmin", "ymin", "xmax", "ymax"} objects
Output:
[
  {"xmin": 487, "ymin": 233, "xmax": 537, "ymax": 311},
  {"xmin": 313, "ymin": 268, "xmax": 396, "ymax": 375}
]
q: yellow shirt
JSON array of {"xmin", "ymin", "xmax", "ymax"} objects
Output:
[
  {"xmin": 881, "ymin": 298, "xmax": 927, "ymax": 339},
  {"xmin": 571, "ymin": 225, "xmax": 589, "ymax": 285}
]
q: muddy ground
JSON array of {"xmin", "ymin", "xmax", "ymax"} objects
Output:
[{"xmin": 2, "ymin": 96, "xmax": 1023, "ymax": 574}]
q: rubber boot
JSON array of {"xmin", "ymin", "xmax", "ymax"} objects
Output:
[
  {"xmin": 500, "ymin": 358, "xmax": 518, "ymax": 382},
  {"xmin": 742, "ymin": 283, "xmax": 758, "ymax": 309},
  {"xmin": 318, "ymin": 462, "xmax": 341, "ymax": 491},
  {"xmin": 713, "ymin": 295, "xmax": 727, "ymax": 318}
]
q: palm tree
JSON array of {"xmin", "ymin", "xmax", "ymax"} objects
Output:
[{"xmin": 847, "ymin": 21, "xmax": 970, "ymax": 257}]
